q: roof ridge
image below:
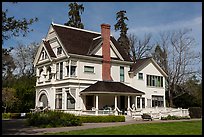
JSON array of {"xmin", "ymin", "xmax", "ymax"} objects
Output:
[{"xmin": 52, "ymin": 22, "xmax": 101, "ymax": 35}]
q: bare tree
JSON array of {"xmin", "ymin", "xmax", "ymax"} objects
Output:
[
  {"xmin": 128, "ymin": 33, "xmax": 153, "ymax": 62},
  {"xmin": 13, "ymin": 42, "xmax": 39, "ymax": 76},
  {"xmin": 156, "ymin": 28, "xmax": 201, "ymax": 107}
]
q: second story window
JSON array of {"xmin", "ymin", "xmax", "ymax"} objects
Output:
[
  {"xmin": 84, "ymin": 66, "xmax": 94, "ymax": 73},
  {"xmin": 57, "ymin": 47, "xmax": 62, "ymax": 55},
  {"xmin": 120, "ymin": 66, "xmax": 124, "ymax": 82},
  {"xmin": 147, "ymin": 75, "xmax": 163, "ymax": 87},
  {"xmin": 66, "ymin": 60, "xmax": 77, "ymax": 77},
  {"xmin": 138, "ymin": 73, "xmax": 143, "ymax": 80},
  {"xmin": 60, "ymin": 62, "xmax": 63, "ymax": 79}
]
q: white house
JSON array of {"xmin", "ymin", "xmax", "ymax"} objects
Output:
[{"xmin": 33, "ymin": 23, "xmax": 189, "ymax": 119}]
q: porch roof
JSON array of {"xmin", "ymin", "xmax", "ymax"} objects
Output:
[{"xmin": 80, "ymin": 81, "xmax": 145, "ymax": 95}]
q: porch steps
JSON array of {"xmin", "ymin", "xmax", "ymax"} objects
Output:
[{"xmin": 125, "ymin": 115, "xmax": 135, "ymax": 121}]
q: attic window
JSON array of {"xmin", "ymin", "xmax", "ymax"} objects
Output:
[{"xmin": 57, "ymin": 47, "xmax": 62, "ymax": 55}]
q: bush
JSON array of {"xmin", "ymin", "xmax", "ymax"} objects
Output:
[
  {"xmin": 161, "ymin": 115, "xmax": 191, "ymax": 120},
  {"xmin": 26, "ymin": 110, "xmax": 82, "ymax": 128},
  {"xmin": 189, "ymin": 107, "xmax": 202, "ymax": 118},
  {"xmin": 78, "ymin": 115, "xmax": 125, "ymax": 123},
  {"xmin": 2, "ymin": 113, "xmax": 22, "ymax": 119}
]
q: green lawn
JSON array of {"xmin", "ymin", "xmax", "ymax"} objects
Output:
[{"xmin": 45, "ymin": 120, "xmax": 202, "ymax": 135}]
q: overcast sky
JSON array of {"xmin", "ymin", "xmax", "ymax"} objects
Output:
[{"xmin": 2, "ymin": 2, "xmax": 202, "ymax": 53}]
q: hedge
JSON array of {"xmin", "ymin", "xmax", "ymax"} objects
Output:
[
  {"xmin": 26, "ymin": 110, "xmax": 82, "ymax": 128},
  {"xmin": 189, "ymin": 107, "xmax": 202, "ymax": 118},
  {"xmin": 78, "ymin": 115, "xmax": 125, "ymax": 123}
]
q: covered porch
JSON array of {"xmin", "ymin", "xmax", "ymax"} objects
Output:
[{"xmin": 80, "ymin": 81, "xmax": 145, "ymax": 116}]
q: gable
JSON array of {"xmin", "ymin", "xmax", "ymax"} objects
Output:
[
  {"xmin": 95, "ymin": 45, "xmax": 119, "ymax": 59},
  {"xmin": 130, "ymin": 58, "xmax": 168, "ymax": 78},
  {"xmin": 33, "ymin": 42, "xmax": 52, "ymax": 67},
  {"xmin": 46, "ymin": 25, "xmax": 57, "ymax": 40}
]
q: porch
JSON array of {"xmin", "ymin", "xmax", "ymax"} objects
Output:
[{"xmin": 79, "ymin": 81, "xmax": 145, "ymax": 116}]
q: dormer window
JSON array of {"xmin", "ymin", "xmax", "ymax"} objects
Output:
[{"xmin": 57, "ymin": 47, "xmax": 62, "ymax": 55}]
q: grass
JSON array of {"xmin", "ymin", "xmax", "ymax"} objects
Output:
[{"xmin": 45, "ymin": 120, "xmax": 202, "ymax": 135}]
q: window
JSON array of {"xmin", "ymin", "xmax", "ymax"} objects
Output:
[
  {"xmin": 56, "ymin": 63, "xmax": 59, "ymax": 80},
  {"xmin": 71, "ymin": 66, "xmax": 76, "ymax": 76},
  {"xmin": 137, "ymin": 97, "xmax": 140, "ymax": 108},
  {"xmin": 55, "ymin": 88, "xmax": 62, "ymax": 109},
  {"xmin": 60, "ymin": 62, "xmax": 63, "ymax": 79},
  {"xmin": 57, "ymin": 47, "xmax": 62, "ymax": 55},
  {"xmin": 47, "ymin": 67, "xmax": 52, "ymax": 80},
  {"xmin": 67, "ymin": 88, "xmax": 76, "ymax": 109},
  {"xmin": 147, "ymin": 75, "xmax": 163, "ymax": 87},
  {"xmin": 152, "ymin": 95, "xmax": 164, "ymax": 107},
  {"xmin": 84, "ymin": 66, "xmax": 94, "ymax": 73},
  {"xmin": 120, "ymin": 66, "xmax": 124, "ymax": 82},
  {"xmin": 66, "ymin": 65, "xmax": 77, "ymax": 77},
  {"xmin": 142, "ymin": 98, "xmax": 145, "ymax": 108},
  {"xmin": 138, "ymin": 73, "xmax": 143, "ymax": 80}
]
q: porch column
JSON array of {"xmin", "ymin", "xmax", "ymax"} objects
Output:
[
  {"xmin": 114, "ymin": 95, "xmax": 117, "ymax": 109},
  {"xmin": 127, "ymin": 96, "xmax": 131, "ymax": 116},
  {"xmin": 95, "ymin": 95, "xmax": 99, "ymax": 115},
  {"xmin": 140, "ymin": 96, "xmax": 142, "ymax": 109},
  {"xmin": 127, "ymin": 96, "xmax": 130, "ymax": 109},
  {"xmin": 135, "ymin": 96, "xmax": 137, "ymax": 109},
  {"xmin": 114, "ymin": 95, "xmax": 118, "ymax": 115}
]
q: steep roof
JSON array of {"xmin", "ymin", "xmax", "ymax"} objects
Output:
[
  {"xmin": 80, "ymin": 81, "xmax": 145, "ymax": 95},
  {"xmin": 52, "ymin": 24, "xmax": 132, "ymax": 62},
  {"xmin": 130, "ymin": 57, "xmax": 152, "ymax": 72}
]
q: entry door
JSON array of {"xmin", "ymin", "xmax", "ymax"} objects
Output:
[{"xmin": 120, "ymin": 96, "xmax": 125, "ymax": 113}]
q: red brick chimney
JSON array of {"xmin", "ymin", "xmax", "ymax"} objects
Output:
[{"xmin": 101, "ymin": 24, "xmax": 111, "ymax": 81}]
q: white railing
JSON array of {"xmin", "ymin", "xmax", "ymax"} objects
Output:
[{"xmin": 141, "ymin": 107, "xmax": 190, "ymax": 119}]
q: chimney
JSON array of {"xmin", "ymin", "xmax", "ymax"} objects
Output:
[{"xmin": 101, "ymin": 24, "xmax": 111, "ymax": 81}]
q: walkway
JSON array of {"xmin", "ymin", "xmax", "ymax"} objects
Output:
[{"xmin": 2, "ymin": 118, "xmax": 201, "ymax": 135}]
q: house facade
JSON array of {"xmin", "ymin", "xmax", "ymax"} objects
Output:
[{"xmin": 33, "ymin": 23, "xmax": 169, "ymax": 117}]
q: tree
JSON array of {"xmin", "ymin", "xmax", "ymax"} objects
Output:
[
  {"xmin": 13, "ymin": 42, "xmax": 39, "ymax": 76},
  {"xmin": 129, "ymin": 33, "xmax": 153, "ymax": 62},
  {"xmin": 2, "ymin": 7, "xmax": 38, "ymax": 44},
  {"xmin": 2, "ymin": 88, "xmax": 18, "ymax": 113},
  {"xmin": 12, "ymin": 75, "xmax": 36, "ymax": 112},
  {"xmin": 114, "ymin": 10, "xmax": 130, "ymax": 55},
  {"xmin": 152, "ymin": 44, "xmax": 168, "ymax": 73},
  {"xmin": 155, "ymin": 28, "xmax": 201, "ymax": 107},
  {"xmin": 2, "ymin": 47, "xmax": 16, "ymax": 87},
  {"xmin": 64, "ymin": 2, "xmax": 84, "ymax": 29}
]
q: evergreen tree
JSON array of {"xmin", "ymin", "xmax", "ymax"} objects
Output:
[
  {"xmin": 64, "ymin": 2, "xmax": 84, "ymax": 29},
  {"xmin": 114, "ymin": 10, "xmax": 130, "ymax": 55}
]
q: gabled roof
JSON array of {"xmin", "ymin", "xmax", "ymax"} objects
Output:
[
  {"xmin": 130, "ymin": 57, "xmax": 168, "ymax": 77},
  {"xmin": 80, "ymin": 81, "xmax": 145, "ymax": 95},
  {"xmin": 52, "ymin": 23, "xmax": 132, "ymax": 62}
]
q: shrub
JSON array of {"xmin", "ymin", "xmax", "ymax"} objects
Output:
[
  {"xmin": 189, "ymin": 107, "xmax": 202, "ymax": 118},
  {"xmin": 78, "ymin": 115, "xmax": 125, "ymax": 123},
  {"xmin": 26, "ymin": 110, "xmax": 82, "ymax": 128},
  {"xmin": 161, "ymin": 115, "xmax": 191, "ymax": 120},
  {"xmin": 2, "ymin": 113, "xmax": 22, "ymax": 119}
]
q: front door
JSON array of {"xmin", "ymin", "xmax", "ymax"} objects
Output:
[{"xmin": 120, "ymin": 96, "xmax": 125, "ymax": 114}]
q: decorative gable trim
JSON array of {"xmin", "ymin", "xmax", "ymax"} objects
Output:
[{"xmin": 33, "ymin": 40, "xmax": 52, "ymax": 67}]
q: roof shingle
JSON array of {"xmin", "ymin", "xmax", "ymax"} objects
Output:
[
  {"xmin": 52, "ymin": 24, "xmax": 132, "ymax": 62},
  {"xmin": 80, "ymin": 81, "xmax": 144, "ymax": 95}
]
